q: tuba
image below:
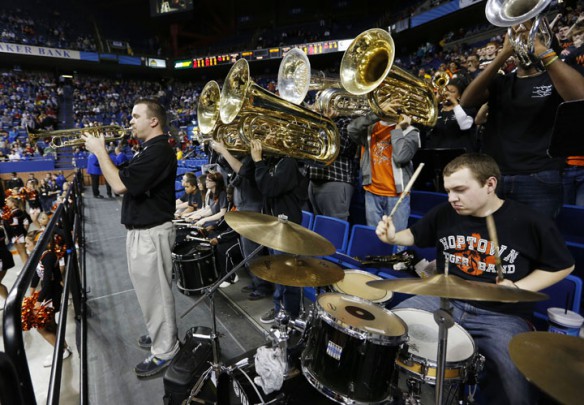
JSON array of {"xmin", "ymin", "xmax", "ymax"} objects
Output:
[
  {"xmin": 277, "ymin": 48, "xmax": 369, "ymax": 117},
  {"xmin": 485, "ymin": 0, "xmax": 553, "ymax": 67},
  {"xmin": 220, "ymin": 58, "xmax": 339, "ymax": 165},
  {"xmin": 196, "ymin": 81, "xmax": 248, "ymax": 153},
  {"xmin": 340, "ymin": 28, "xmax": 438, "ymax": 127}
]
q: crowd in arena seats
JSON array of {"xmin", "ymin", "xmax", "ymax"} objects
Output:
[{"xmin": 0, "ymin": 7, "xmax": 96, "ymax": 52}]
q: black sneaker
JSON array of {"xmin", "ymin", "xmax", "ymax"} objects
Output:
[
  {"xmin": 248, "ymin": 291, "xmax": 269, "ymax": 301},
  {"xmin": 260, "ymin": 308, "xmax": 276, "ymax": 324},
  {"xmin": 137, "ymin": 335, "xmax": 152, "ymax": 349},
  {"xmin": 95, "ymin": 195, "xmax": 104, "ymax": 199},
  {"xmin": 134, "ymin": 354, "xmax": 171, "ymax": 377},
  {"xmin": 241, "ymin": 285, "xmax": 254, "ymax": 293}
]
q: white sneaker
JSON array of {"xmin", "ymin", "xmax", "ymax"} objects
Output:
[
  {"xmin": 220, "ymin": 274, "xmax": 239, "ymax": 288},
  {"xmin": 43, "ymin": 347, "xmax": 72, "ymax": 367}
]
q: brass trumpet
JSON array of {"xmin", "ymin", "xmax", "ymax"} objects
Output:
[{"xmin": 28, "ymin": 125, "xmax": 131, "ymax": 148}]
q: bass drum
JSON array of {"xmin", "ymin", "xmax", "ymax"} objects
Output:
[
  {"xmin": 392, "ymin": 308, "xmax": 482, "ymax": 405},
  {"xmin": 172, "ymin": 241, "xmax": 218, "ymax": 295},
  {"xmin": 301, "ymin": 293, "xmax": 407, "ymax": 404}
]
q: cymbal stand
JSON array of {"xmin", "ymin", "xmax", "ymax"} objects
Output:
[
  {"xmin": 180, "ymin": 244, "xmax": 266, "ymax": 381},
  {"xmin": 434, "ymin": 297, "xmax": 455, "ymax": 405}
]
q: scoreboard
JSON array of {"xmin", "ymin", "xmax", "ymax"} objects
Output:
[{"xmin": 174, "ymin": 40, "xmax": 345, "ymax": 70}]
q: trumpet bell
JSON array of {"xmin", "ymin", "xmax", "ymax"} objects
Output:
[
  {"xmin": 340, "ymin": 28, "xmax": 394, "ymax": 95},
  {"xmin": 277, "ymin": 48, "xmax": 311, "ymax": 105},
  {"xmin": 197, "ymin": 81, "xmax": 221, "ymax": 135}
]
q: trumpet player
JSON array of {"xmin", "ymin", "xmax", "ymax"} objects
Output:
[
  {"xmin": 461, "ymin": 24, "xmax": 584, "ymax": 219},
  {"xmin": 82, "ymin": 98, "xmax": 180, "ymax": 378},
  {"xmin": 426, "ymin": 78, "xmax": 477, "ymax": 152}
]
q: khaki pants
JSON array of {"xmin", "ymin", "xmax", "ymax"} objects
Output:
[{"xmin": 126, "ymin": 222, "xmax": 178, "ymax": 359}]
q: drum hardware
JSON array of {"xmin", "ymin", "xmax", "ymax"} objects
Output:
[
  {"xmin": 185, "ymin": 235, "xmax": 209, "ymax": 243},
  {"xmin": 509, "ymin": 332, "xmax": 584, "ymax": 405}
]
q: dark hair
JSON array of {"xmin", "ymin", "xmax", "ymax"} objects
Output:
[
  {"xmin": 184, "ymin": 176, "xmax": 197, "ymax": 188},
  {"xmin": 443, "ymin": 153, "xmax": 500, "ymax": 185},
  {"xmin": 448, "ymin": 78, "xmax": 468, "ymax": 95},
  {"xmin": 134, "ymin": 98, "xmax": 167, "ymax": 130},
  {"xmin": 206, "ymin": 172, "xmax": 225, "ymax": 201}
]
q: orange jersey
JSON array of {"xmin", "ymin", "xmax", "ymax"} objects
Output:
[{"xmin": 363, "ymin": 122, "xmax": 399, "ymax": 197}]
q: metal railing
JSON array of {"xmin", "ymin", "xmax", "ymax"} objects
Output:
[{"xmin": 2, "ymin": 171, "xmax": 86, "ymax": 405}]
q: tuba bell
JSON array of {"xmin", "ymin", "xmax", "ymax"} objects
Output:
[
  {"xmin": 220, "ymin": 58, "xmax": 339, "ymax": 165},
  {"xmin": 277, "ymin": 48, "xmax": 370, "ymax": 117},
  {"xmin": 485, "ymin": 0, "xmax": 553, "ymax": 67},
  {"xmin": 340, "ymin": 28, "xmax": 438, "ymax": 127},
  {"xmin": 196, "ymin": 81, "xmax": 248, "ymax": 153}
]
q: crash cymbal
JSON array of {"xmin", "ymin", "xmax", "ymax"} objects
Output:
[
  {"xmin": 224, "ymin": 211, "xmax": 335, "ymax": 256},
  {"xmin": 249, "ymin": 254, "xmax": 344, "ymax": 287},
  {"xmin": 367, "ymin": 274, "xmax": 548, "ymax": 302},
  {"xmin": 510, "ymin": 332, "xmax": 584, "ymax": 405}
]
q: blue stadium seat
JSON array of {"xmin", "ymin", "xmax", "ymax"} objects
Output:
[
  {"xmin": 533, "ymin": 274, "xmax": 583, "ymax": 331},
  {"xmin": 410, "ymin": 190, "xmax": 447, "ymax": 217},
  {"xmin": 346, "ymin": 224, "xmax": 395, "ymax": 259},
  {"xmin": 556, "ymin": 205, "xmax": 584, "ymax": 244},
  {"xmin": 301, "ymin": 210, "xmax": 314, "ymax": 230},
  {"xmin": 312, "ymin": 215, "xmax": 350, "ymax": 254}
]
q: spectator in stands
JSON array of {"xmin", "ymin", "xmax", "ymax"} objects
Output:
[
  {"xmin": 461, "ymin": 30, "xmax": 584, "ymax": 219},
  {"xmin": 86, "ymin": 152, "xmax": 106, "ymax": 199},
  {"xmin": 6, "ymin": 172, "xmax": 24, "ymax": 190},
  {"xmin": 54, "ymin": 171, "xmax": 65, "ymax": 190},
  {"xmin": 466, "ymin": 54, "xmax": 481, "ymax": 79},
  {"xmin": 348, "ymin": 103, "xmax": 420, "ymax": 234},
  {"xmin": 479, "ymin": 41, "xmax": 499, "ymax": 70},
  {"xmin": 307, "ymin": 116, "xmax": 357, "ymax": 221},
  {"xmin": 0, "ymin": 222, "xmax": 15, "ymax": 303}
]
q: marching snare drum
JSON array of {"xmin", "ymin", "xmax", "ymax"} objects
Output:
[
  {"xmin": 332, "ymin": 269, "xmax": 393, "ymax": 303},
  {"xmin": 392, "ymin": 308, "xmax": 480, "ymax": 404},
  {"xmin": 301, "ymin": 293, "xmax": 408, "ymax": 404},
  {"xmin": 172, "ymin": 241, "xmax": 218, "ymax": 295}
]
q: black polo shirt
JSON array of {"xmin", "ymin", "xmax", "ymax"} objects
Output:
[{"xmin": 119, "ymin": 135, "xmax": 177, "ymax": 228}]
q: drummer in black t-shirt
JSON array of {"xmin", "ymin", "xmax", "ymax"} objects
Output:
[
  {"xmin": 461, "ymin": 26, "xmax": 584, "ymax": 219},
  {"xmin": 376, "ymin": 153, "xmax": 574, "ymax": 405}
]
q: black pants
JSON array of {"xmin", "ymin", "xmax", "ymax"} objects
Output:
[{"xmin": 90, "ymin": 174, "xmax": 112, "ymax": 197}]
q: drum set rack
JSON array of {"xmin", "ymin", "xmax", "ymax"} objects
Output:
[{"xmin": 170, "ymin": 211, "xmax": 579, "ymax": 405}]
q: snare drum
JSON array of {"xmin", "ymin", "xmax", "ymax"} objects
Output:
[
  {"xmin": 172, "ymin": 241, "xmax": 218, "ymax": 295},
  {"xmin": 392, "ymin": 308, "xmax": 477, "ymax": 404},
  {"xmin": 332, "ymin": 269, "xmax": 393, "ymax": 303},
  {"xmin": 301, "ymin": 293, "xmax": 407, "ymax": 404}
]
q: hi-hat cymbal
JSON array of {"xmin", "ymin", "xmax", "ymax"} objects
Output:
[
  {"xmin": 250, "ymin": 254, "xmax": 344, "ymax": 287},
  {"xmin": 510, "ymin": 332, "xmax": 584, "ymax": 405},
  {"xmin": 367, "ymin": 274, "xmax": 548, "ymax": 302},
  {"xmin": 224, "ymin": 211, "xmax": 335, "ymax": 256}
]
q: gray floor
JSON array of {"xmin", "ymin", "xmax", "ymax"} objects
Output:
[{"xmin": 81, "ymin": 188, "xmax": 275, "ymax": 404}]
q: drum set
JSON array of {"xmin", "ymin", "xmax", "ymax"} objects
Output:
[{"xmin": 179, "ymin": 211, "xmax": 558, "ymax": 405}]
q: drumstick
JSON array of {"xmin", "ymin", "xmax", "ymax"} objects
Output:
[
  {"xmin": 485, "ymin": 214, "xmax": 504, "ymax": 282},
  {"xmin": 388, "ymin": 163, "xmax": 425, "ymax": 219}
]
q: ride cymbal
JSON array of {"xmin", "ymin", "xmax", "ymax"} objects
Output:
[
  {"xmin": 510, "ymin": 332, "xmax": 584, "ymax": 405},
  {"xmin": 367, "ymin": 274, "xmax": 548, "ymax": 302},
  {"xmin": 250, "ymin": 254, "xmax": 344, "ymax": 287},
  {"xmin": 224, "ymin": 211, "xmax": 335, "ymax": 256}
]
